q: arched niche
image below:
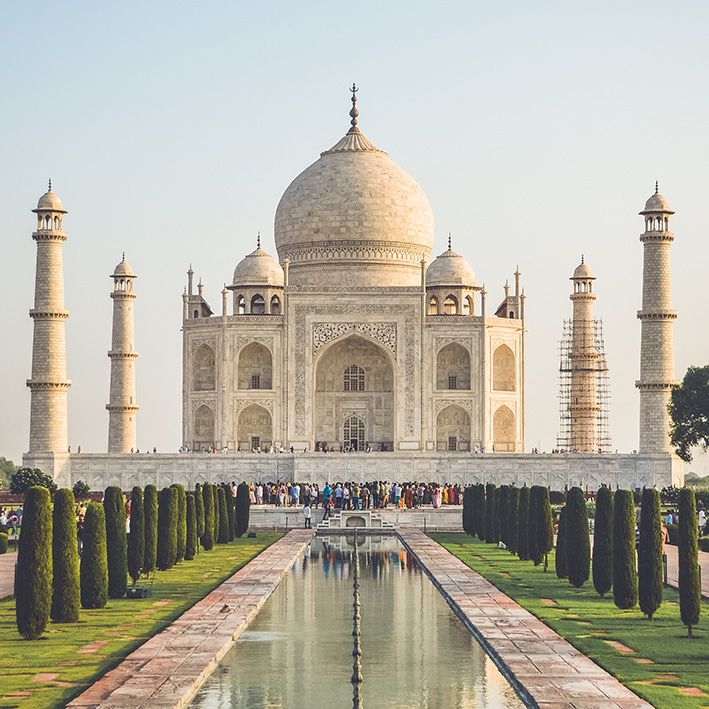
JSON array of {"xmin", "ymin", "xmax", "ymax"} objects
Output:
[
  {"xmin": 493, "ymin": 344, "xmax": 515, "ymax": 391},
  {"xmin": 251, "ymin": 294, "xmax": 266, "ymax": 315},
  {"xmin": 238, "ymin": 342, "xmax": 272, "ymax": 390},
  {"xmin": 238, "ymin": 404, "xmax": 272, "ymax": 451},
  {"xmin": 193, "ymin": 344, "xmax": 216, "ymax": 391},
  {"xmin": 428, "ymin": 296, "xmax": 438, "ymax": 315},
  {"xmin": 436, "ymin": 404, "xmax": 470, "ymax": 451},
  {"xmin": 443, "ymin": 294, "xmax": 458, "ymax": 315},
  {"xmin": 193, "ymin": 405, "xmax": 215, "ymax": 449},
  {"xmin": 493, "ymin": 405, "xmax": 515, "ymax": 452},
  {"xmin": 436, "ymin": 342, "xmax": 471, "ymax": 390}
]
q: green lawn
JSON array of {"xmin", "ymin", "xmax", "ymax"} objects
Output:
[
  {"xmin": 432, "ymin": 533, "xmax": 709, "ymax": 709},
  {"xmin": 0, "ymin": 533, "xmax": 281, "ymax": 709}
]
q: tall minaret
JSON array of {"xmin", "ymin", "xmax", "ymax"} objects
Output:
[
  {"xmin": 569, "ymin": 257, "xmax": 599, "ymax": 452},
  {"xmin": 107, "ymin": 255, "xmax": 139, "ymax": 453},
  {"xmin": 637, "ymin": 183, "xmax": 677, "ymax": 453},
  {"xmin": 27, "ymin": 181, "xmax": 71, "ymax": 455}
]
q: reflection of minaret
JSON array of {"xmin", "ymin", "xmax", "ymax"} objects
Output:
[
  {"xmin": 107, "ymin": 256, "xmax": 139, "ymax": 452},
  {"xmin": 27, "ymin": 181, "xmax": 71, "ymax": 454},
  {"xmin": 637, "ymin": 184, "xmax": 678, "ymax": 453}
]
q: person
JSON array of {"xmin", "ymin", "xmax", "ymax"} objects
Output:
[
  {"xmin": 303, "ymin": 503, "xmax": 312, "ymax": 529},
  {"xmin": 699, "ymin": 508, "xmax": 706, "ymax": 536},
  {"xmin": 660, "ymin": 521, "xmax": 669, "ymax": 555},
  {"xmin": 323, "ymin": 498, "xmax": 333, "ymax": 521}
]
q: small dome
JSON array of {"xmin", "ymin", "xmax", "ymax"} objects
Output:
[
  {"xmin": 34, "ymin": 184, "xmax": 67, "ymax": 213},
  {"xmin": 426, "ymin": 242, "xmax": 476, "ymax": 287},
  {"xmin": 233, "ymin": 246, "xmax": 284, "ymax": 287},
  {"xmin": 113, "ymin": 256, "xmax": 136, "ymax": 278},
  {"xmin": 572, "ymin": 260, "xmax": 594, "ymax": 279},
  {"xmin": 640, "ymin": 184, "xmax": 674, "ymax": 214}
]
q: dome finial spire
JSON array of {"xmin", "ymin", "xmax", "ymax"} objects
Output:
[
  {"xmin": 655, "ymin": 180, "xmax": 659, "ymax": 194},
  {"xmin": 349, "ymin": 83, "xmax": 359, "ymax": 132},
  {"xmin": 581, "ymin": 253, "xmax": 584, "ymax": 264},
  {"xmin": 448, "ymin": 232, "xmax": 452, "ymax": 250},
  {"xmin": 257, "ymin": 231, "xmax": 261, "ymax": 249},
  {"xmin": 48, "ymin": 178, "xmax": 52, "ymax": 192}
]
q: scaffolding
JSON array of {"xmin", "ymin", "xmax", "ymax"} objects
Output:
[{"xmin": 557, "ymin": 318, "xmax": 611, "ymax": 453}]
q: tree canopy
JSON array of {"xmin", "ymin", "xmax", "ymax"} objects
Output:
[{"xmin": 669, "ymin": 365, "xmax": 709, "ymax": 462}]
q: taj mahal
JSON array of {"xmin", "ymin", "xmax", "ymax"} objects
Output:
[{"xmin": 22, "ymin": 88, "xmax": 683, "ymax": 491}]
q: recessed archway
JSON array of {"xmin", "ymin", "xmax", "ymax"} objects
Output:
[
  {"xmin": 193, "ymin": 405, "xmax": 215, "ymax": 450},
  {"xmin": 493, "ymin": 405, "xmax": 515, "ymax": 452},
  {"xmin": 238, "ymin": 342, "xmax": 272, "ymax": 390},
  {"xmin": 493, "ymin": 344, "xmax": 515, "ymax": 391},
  {"xmin": 193, "ymin": 344, "xmax": 215, "ymax": 391},
  {"xmin": 237, "ymin": 404, "xmax": 272, "ymax": 452},
  {"xmin": 436, "ymin": 343, "xmax": 471, "ymax": 390},
  {"xmin": 436, "ymin": 404, "xmax": 470, "ymax": 451}
]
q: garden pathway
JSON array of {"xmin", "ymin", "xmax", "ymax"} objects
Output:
[
  {"xmin": 0, "ymin": 552, "xmax": 15, "ymax": 598},
  {"xmin": 663, "ymin": 543, "xmax": 709, "ymax": 599},
  {"xmin": 67, "ymin": 530, "xmax": 314, "ymax": 708},
  {"xmin": 400, "ymin": 528, "xmax": 651, "ymax": 709}
]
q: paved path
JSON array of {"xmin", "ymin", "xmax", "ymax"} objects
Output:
[
  {"xmin": 662, "ymin": 543, "xmax": 708, "ymax": 599},
  {"xmin": 67, "ymin": 530, "xmax": 314, "ymax": 709},
  {"xmin": 0, "ymin": 551, "xmax": 15, "ymax": 598},
  {"xmin": 400, "ymin": 528, "xmax": 650, "ymax": 709}
]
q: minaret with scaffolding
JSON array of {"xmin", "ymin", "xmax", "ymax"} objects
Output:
[{"xmin": 558, "ymin": 258, "xmax": 611, "ymax": 453}]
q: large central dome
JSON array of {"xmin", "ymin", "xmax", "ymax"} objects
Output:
[{"xmin": 275, "ymin": 91, "xmax": 434, "ymax": 287}]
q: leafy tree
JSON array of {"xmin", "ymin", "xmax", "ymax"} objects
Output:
[
  {"xmin": 529, "ymin": 486, "xmax": 553, "ymax": 570},
  {"xmin": 678, "ymin": 487, "xmax": 701, "ymax": 636},
  {"xmin": 484, "ymin": 483, "xmax": 496, "ymax": 543},
  {"xmin": 157, "ymin": 486, "xmax": 178, "ymax": 570},
  {"xmin": 592, "ymin": 487, "xmax": 613, "ymax": 597},
  {"xmin": 565, "ymin": 487, "xmax": 590, "ymax": 587},
  {"xmin": 555, "ymin": 506, "xmax": 568, "ymax": 579},
  {"xmin": 80, "ymin": 502, "xmax": 108, "ymax": 609},
  {"xmin": 475, "ymin": 484, "xmax": 486, "ymax": 541},
  {"xmin": 103, "ymin": 487, "xmax": 128, "ymax": 598},
  {"xmin": 517, "ymin": 486, "xmax": 530, "ymax": 561},
  {"xmin": 217, "ymin": 487, "xmax": 230, "ymax": 543},
  {"xmin": 15, "ymin": 486, "xmax": 52, "ymax": 638},
  {"xmin": 236, "ymin": 482, "xmax": 251, "ymax": 537},
  {"xmin": 669, "ymin": 365, "xmax": 709, "ymax": 462},
  {"xmin": 171, "ymin": 484, "xmax": 187, "ymax": 563},
  {"xmin": 185, "ymin": 492, "xmax": 197, "ymax": 560},
  {"xmin": 638, "ymin": 488, "xmax": 663, "ymax": 619},
  {"xmin": 10, "ymin": 467, "xmax": 56, "ymax": 495},
  {"xmin": 51, "ymin": 488, "xmax": 80, "ymax": 622},
  {"xmin": 0, "ymin": 457, "xmax": 18, "ymax": 488},
  {"xmin": 201, "ymin": 483, "xmax": 215, "ymax": 550},
  {"xmin": 143, "ymin": 485, "xmax": 158, "ymax": 574},
  {"xmin": 613, "ymin": 490, "xmax": 638, "ymax": 609},
  {"xmin": 127, "ymin": 487, "xmax": 145, "ymax": 584},
  {"xmin": 72, "ymin": 480, "xmax": 91, "ymax": 499}
]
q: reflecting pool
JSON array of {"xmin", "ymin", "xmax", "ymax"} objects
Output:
[{"xmin": 191, "ymin": 536, "xmax": 523, "ymax": 708}]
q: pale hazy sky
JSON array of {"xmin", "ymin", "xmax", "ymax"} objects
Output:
[{"xmin": 1, "ymin": 2, "xmax": 707, "ymax": 470}]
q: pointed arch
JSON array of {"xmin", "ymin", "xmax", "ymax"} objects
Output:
[
  {"xmin": 250, "ymin": 293, "xmax": 266, "ymax": 315},
  {"xmin": 443, "ymin": 294, "xmax": 458, "ymax": 315},
  {"xmin": 270, "ymin": 295, "xmax": 281, "ymax": 315},
  {"xmin": 193, "ymin": 405, "xmax": 215, "ymax": 449},
  {"xmin": 493, "ymin": 405, "xmax": 515, "ymax": 451},
  {"xmin": 436, "ymin": 404, "xmax": 470, "ymax": 451},
  {"xmin": 493, "ymin": 344, "xmax": 515, "ymax": 391},
  {"xmin": 193, "ymin": 344, "xmax": 215, "ymax": 391},
  {"xmin": 238, "ymin": 342, "xmax": 272, "ymax": 390},
  {"xmin": 237, "ymin": 404, "xmax": 272, "ymax": 451},
  {"xmin": 428, "ymin": 296, "xmax": 439, "ymax": 315},
  {"xmin": 436, "ymin": 342, "xmax": 470, "ymax": 390}
]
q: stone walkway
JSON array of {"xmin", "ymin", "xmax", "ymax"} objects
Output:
[
  {"xmin": 399, "ymin": 528, "xmax": 651, "ymax": 709},
  {"xmin": 0, "ymin": 552, "xmax": 16, "ymax": 598},
  {"xmin": 663, "ymin": 543, "xmax": 708, "ymax": 599},
  {"xmin": 67, "ymin": 530, "xmax": 314, "ymax": 708}
]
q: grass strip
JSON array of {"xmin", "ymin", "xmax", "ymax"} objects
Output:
[
  {"xmin": 431, "ymin": 533, "xmax": 709, "ymax": 709},
  {"xmin": 0, "ymin": 533, "xmax": 282, "ymax": 708}
]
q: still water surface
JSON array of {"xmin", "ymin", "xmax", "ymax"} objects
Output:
[{"xmin": 191, "ymin": 536, "xmax": 523, "ymax": 708}]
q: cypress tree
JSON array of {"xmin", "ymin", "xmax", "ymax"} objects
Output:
[
  {"xmin": 236, "ymin": 482, "xmax": 251, "ymax": 537},
  {"xmin": 498, "ymin": 486, "xmax": 509, "ymax": 546},
  {"xmin": 185, "ymin": 492, "xmax": 197, "ymax": 560},
  {"xmin": 678, "ymin": 487, "xmax": 700, "ymax": 637},
  {"xmin": 212, "ymin": 484, "xmax": 220, "ymax": 542},
  {"xmin": 201, "ymin": 483, "xmax": 215, "ymax": 550},
  {"xmin": 103, "ymin": 486, "xmax": 127, "ymax": 599},
  {"xmin": 15, "ymin": 486, "xmax": 53, "ymax": 639},
  {"xmin": 517, "ymin": 486, "xmax": 530, "ymax": 561},
  {"xmin": 638, "ymin": 488, "xmax": 663, "ymax": 620},
  {"xmin": 51, "ymin": 488, "xmax": 80, "ymax": 622},
  {"xmin": 484, "ymin": 483, "xmax": 496, "ymax": 543},
  {"xmin": 555, "ymin": 506, "xmax": 568, "ymax": 579},
  {"xmin": 613, "ymin": 489, "xmax": 638, "ymax": 609},
  {"xmin": 172, "ymin": 484, "xmax": 187, "ymax": 563},
  {"xmin": 529, "ymin": 486, "xmax": 553, "ymax": 569},
  {"xmin": 565, "ymin": 487, "xmax": 590, "ymax": 587},
  {"xmin": 80, "ymin": 502, "xmax": 108, "ymax": 609},
  {"xmin": 157, "ymin": 486, "xmax": 178, "ymax": 570},
  {"xmin": 143, "ymin": 484, "xmax": 158, "ymax": 574},
  {"xmin": 195, "ymin": 483, "xmax": 205, "ymax": 542},
  {"xmin": 508, "ymin": 486, "xmax": 520, "ymax": 554},
  {"xmin": 217, "ymin": 487, "xmax": 230, "ymax": 543},
  {"xmin": 592, "ymin": 486, "xmax": 613, "ymax": 598},
  {"xmin": 462, "ymin": 487, "xmax": 470, "ymax": 534},
  {"xmin": 493, "ymin": 486, "xmax": 503, "ymax": 543},
  {"xmin": 127, "ymin": 486, "xmax": 145, "ymax": 585},
  {"xmin": 476, "ymin": 484, "xmax": 486, "ymax": 541},
  {"xmin": 227, "ymin": 486, "xmax": 236, "ymax": 541}
]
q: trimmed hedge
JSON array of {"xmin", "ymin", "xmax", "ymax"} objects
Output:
[
  {"xmin": 185, "ymin": 492, "xmax": 197, "ymax": 560},
  {"xmin": 157, "ymin": 487, "xmax": 178, "ymax": 571},
  {"xmin": 565, "ymin": 487, "xmax": 590, "ymax": 588},
  {"xmin": 498, "ymin": 486, "xmax": 509, "ymax": 547},
  {"xmin": 128, "ymin": 486, "xmax": 145, "ymax": 584},
  {"xmin": 529, "ymin": 485, "xmax": 553, "ymax": 569},
  {"xmin": 172, "ymin": 484, "xmax": 187, "ymax": 563},
  {"xmin": 592, "ymin": 486, "xmax": 613, "ymax": 598},
  {"xmin": 613, "ymin": 489, "xmax": 637, "ymax": 609},
  {"xmin": 15, "ymin": 486, "xmax": 53, "ymax": 639},
  {"xmin": 51, "ymin": 488, "xmax": 80, "ymax": 623},
  {"xmin": 80, "ymin": 502, "xmax": 108, "ymax": 609},
  {"xmin": 143, "ymin": 485, "xmax": 158, "ymax": 574},
  {"xmin": 104, "ymin": 487, "xmax": 128, "ymax": 599},
  {"xmin": 201, "ymin": 483, "xmax": 215, "ymax": 550},
  {"xmin": 484, "ymin": 483, "xmax": 496, "ymax": 543},
  {"xmin": 462, "ymin": 487, "xmax": 472, "ymax": 535},
  {"xmin": 217, "ymin": 487, "xmax": 230, "ymax": 544},
  {"xmin": 212, "ymin": 484, "xmax": 219, "ymax": 543},
  {"xmin": 227, "ymin": 485, "xmax": 236, "ymax": 541},
  {"xmin": 0, "ymin": 533, "xmax": 7, "ymax": 554},
  {"xmin": 493, "ymin": 486, "xmax": 502, "ymax": 544},
  {"xmin": 508, "ymin": 486, "xmax": 520, "ymax": 555},
  {"xmin": 638, "ymin": 488, "xmax": 663, "ymax": 620},
  {"xmin": 517, "ymin": 486, "xmax": 530, "ymax": 561},
  {"xmin": 475, "ymin": 483, "xmax": 486, "ymax": 541},
  {"xmin": 678, "ymin": 487, "xmax": 701, "ymax": 636},
  {"xmin": 555, "ymin": 506, "xmax": 567, "ymax": 579},
  {"xmin": 195, "ymin": 483, "xmax": 205, "ymax": 542},
  {"xmin": 236, "ymin": 482, "xmax": 251, "ymax": 537}
]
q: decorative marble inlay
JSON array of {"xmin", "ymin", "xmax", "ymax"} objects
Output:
[{"xmin": 312, "ymin": 322, "xmax": 397, "ymax": 358}]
